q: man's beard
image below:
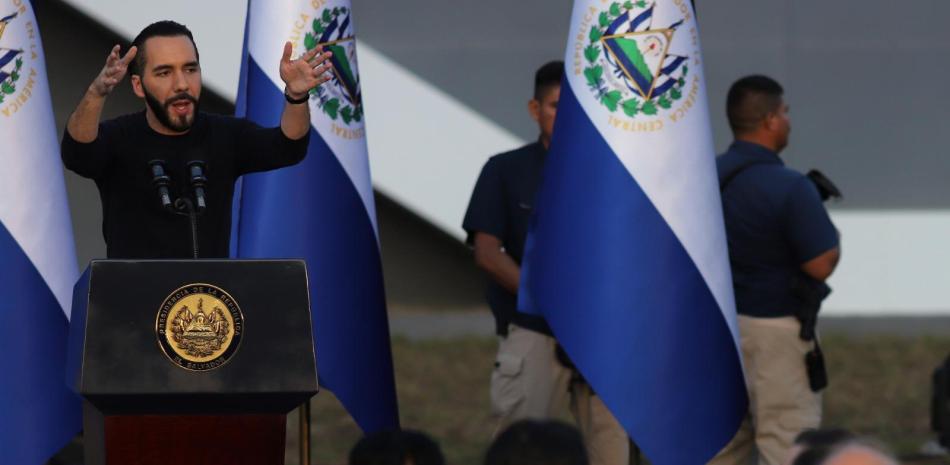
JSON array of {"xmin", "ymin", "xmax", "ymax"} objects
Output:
[{"xmin": 142, "ymin": 84, "xmax": 200, "ymax": 133}]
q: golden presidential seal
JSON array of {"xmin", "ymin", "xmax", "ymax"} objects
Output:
[{"xmin": 156, "ymin": 283, "xmax": 244, "ymax": 371}]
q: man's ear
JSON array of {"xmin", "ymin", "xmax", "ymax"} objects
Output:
[
  {"xmin": 131, "ymin": 75, "xmax": 144, "ymax": 98},
  {"xmin": 762, "ymin": 111, "xmax": 777, "ymax": 132},
  {"xmin": 528, "ymin": 98, "xmax": 541, "ymax": 123}
]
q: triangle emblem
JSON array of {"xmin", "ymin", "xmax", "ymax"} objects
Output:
[{"xmin": 602, "ymin": 29, "xmax": 674, "ymax": 100}]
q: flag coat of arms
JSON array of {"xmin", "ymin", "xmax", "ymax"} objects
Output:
[
  {"xmin": 0, "ymin": 3, "xmax": 82, "ymax": 463},
  {"xmin": 519, "ymin": 1, "xmax": 747, "ymax": 463},
  {"xmin": 233, "ymin": 0, "xmax": 399, "ymax": 432}
]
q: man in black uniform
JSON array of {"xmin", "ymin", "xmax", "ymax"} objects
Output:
[
  {"xmin": 463, "ymin": 61, "xmax": 628, "ymax": 465},
  {"xmin": 62, "ymin": 20, "xmax": 333, "ymax": 258},
  {"xmin": 710, "ymin": 75, "xmax": 840, "ymax": 465}
]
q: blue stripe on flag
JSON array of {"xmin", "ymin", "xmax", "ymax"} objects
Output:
[
  {"xmin": 0, "ymin": 49, "xmax": 21, "ymax": 69},
  {"xmin": 606, "ymin": 11, "xmax": 630, "ymax": 35},
  {"xmin": 229, "ymin": 1, "xmax": 251, "ymax": 258},
  {"xmin": 660, "ymin": 55, "xmax": 686, "ymax": 76},
  {"xmin": 520, "ymin": 81, "xmax": 746, "ymax": 465},
  {"xmin": 0, "ymin": 221, "xmax": 81, "ymax": 463},
  {"xmin": 319, "ymin": 18, "xmax": 340, "ymax": 43},
  {"xmin": 339, "ymin": 14, "xmax": 351, "ymax": 39},
  {"xmin": 651, "ymin": 78, "xmax": 675, "ymax": 99},
  {"xmin": 649, "ymin": 56, "xmax": 687, "ymax": 98},
  {"xmin": 630, "ymin": 5, "xmax": 654, "ymax": 32},
  {"xmin": 234, "ymin": 57, "xmax": 399, "ymax": 432}
]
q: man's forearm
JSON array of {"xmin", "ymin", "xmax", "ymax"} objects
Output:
[
  {"xmin": 67, "ymin": 88, "xmax": 108, "ymax": 143},
  {"xmin": 476, "ymin": 249, "xmax": 521, "ymax": 294},
  {"xmin": 280, "ymin": 95, "xmax": 311, "ymax": 140},
  {"xmin": 800, "ymin": 246, "xmax": 840, "ymax": 282}
]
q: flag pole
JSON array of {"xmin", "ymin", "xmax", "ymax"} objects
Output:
[{"xmin": 299, "ymin": 401, "xmax": 311, "ymax": 465}]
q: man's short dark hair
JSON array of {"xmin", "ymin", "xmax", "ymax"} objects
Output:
[
  {"xmin": 534, "ymin": 60, "xmax": 564, "ymax": 100},
  {"xmin": 349, "ymin": 429, "xmax": 445, "ymax": 465},
  {"xmin": 726, "ymin": 75, "xmax": 784, "ymax": 135},
  {"xmin": 484, "ymin": 420, "xmax": 587, "ymax": 465},
  {"xmin": 129, "ymin": 20, "xmax": 199, "ymax": 77}
]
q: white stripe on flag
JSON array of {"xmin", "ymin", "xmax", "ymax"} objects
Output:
[{"xmin": 0, "ymin": 6, "xmax": 77, "ymax": 317}]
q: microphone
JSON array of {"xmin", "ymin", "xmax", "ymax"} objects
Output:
[
  {"xmin": 187, "ymin": 160, "xmax": 207, "ymax": 212},
  {"xmin": 148, "ymin": 160, "xmax": 173, "ymax": 209}
]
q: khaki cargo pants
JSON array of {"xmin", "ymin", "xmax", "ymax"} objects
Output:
[
  {"xmin": 708, "ymin": 316, "xmax": 822, "ymax": 465},
  {"xmin": 491, "ymin": 324, "xmax": 629, "ymax": 465}
]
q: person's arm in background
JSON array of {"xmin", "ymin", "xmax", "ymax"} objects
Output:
[
  {"xmin": 801, "ymin": 246, "xmax": 840, "ymax": 281},
  {"xmin": 787, "ymin": 177, "xmax": 841, "ymax": 282},
  {"xmin": 473, "ymin": 232, "xmax": 520, "ymax": 294}
]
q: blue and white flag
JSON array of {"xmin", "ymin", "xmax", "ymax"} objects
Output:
[
  {"xmin": 0, "ymin": 3, "xmax": 82, "ymax": 463},
  {"xmin": 519, "ymin": 1, "xmax": 746, "ymax": 463},
  {"xmin": 234, "ymin": 0, "xmax": 399, "ymax": 432}
]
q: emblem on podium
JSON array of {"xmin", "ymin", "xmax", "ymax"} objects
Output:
[{"xmin": 156, "ymin": 283, "xmax": 244, "ymax": 371}]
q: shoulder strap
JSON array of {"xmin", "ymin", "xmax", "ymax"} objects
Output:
[{"xmin": 719, "ymin": 159, "xmax": 770, "ymax": 192}]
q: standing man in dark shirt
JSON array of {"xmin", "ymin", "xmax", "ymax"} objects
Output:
[
  {"xmin": 710, "ymin": 75, "xmax": 840, "ymax": 465},
  {"xmin": 463, "ymin": 61, "xmax": 628, "ymax": 465},
  {"xmin": 61, "ymin": 20, "xmax": 333, "ymax": 258}
]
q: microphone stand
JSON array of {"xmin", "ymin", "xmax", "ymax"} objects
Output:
[
  {"xmin": 174, "ymin": 197, "xmax": 200, "ymax": 259},
  {"xmin": 150, "ymin": 159, "xmax": 202, "ymax": 259},
  {"xmin": 177, "ymin": 161, "xmax": 208, "ymax": 259}
]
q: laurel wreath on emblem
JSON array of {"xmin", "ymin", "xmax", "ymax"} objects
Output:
[
  {"xmin": 584, "ymin": 1, "xmax": 689, "ymax": 117},
  {"xmin": 303, "ymin": 6, "xmax": 364, "ymax": 125},
  {"xmin": 0, "ymin": 56, "xmax": 22, "ymax": 104}
]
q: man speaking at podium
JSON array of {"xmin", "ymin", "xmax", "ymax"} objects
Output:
[{"xmin": 61, "ymin": 20, "xmax": 333, "ymax": 259}]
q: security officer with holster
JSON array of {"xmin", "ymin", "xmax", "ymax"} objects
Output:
[{"xmin": 708, "ymin": 75, "xmax": 841, "ymax": 465}]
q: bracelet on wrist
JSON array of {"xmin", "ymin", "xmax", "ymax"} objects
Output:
[{"xmin": 284, "ymin": 89, "xmax": 310, "ymax": 105}]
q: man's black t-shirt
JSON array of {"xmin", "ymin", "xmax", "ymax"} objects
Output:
[
  {"xmin": 717, "ymin": 141, "xmax": 838, "ymax": 317},
  {"xmin": 463, "ymin": 141, "xmax": 552, "ymax": 336},
  {"xmin": 62, "ymin": 111, "xmax": 309, "ymax": 259}
]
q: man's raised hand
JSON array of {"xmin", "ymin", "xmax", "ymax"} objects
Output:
[
  {"xmin": 279, "ymin": 41, "xmax": 333, "ymax": 100},
  {"xmin": 90, "ymin": 45, "xmax": 137, "ymax": 98}
]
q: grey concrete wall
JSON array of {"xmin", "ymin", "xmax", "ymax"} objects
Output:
[
  {"xmin": 352, "ymin": 0, "xmax": 950, "ymax": 209},
  {"xmin": 40, "ymin": 0, "xmax": 950, "ymax": 312}
]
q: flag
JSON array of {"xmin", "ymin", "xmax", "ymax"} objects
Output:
[
  {"xmin": 518, "ymin": 1, "xmax": 746, "ymax": 463},
  {"xmin": 233, "ymin": 0, "xmax": 399, "ymax": 431},
  {"xmin": 0, "ymin": 3, "xmax": 82, "ymax": 463}
]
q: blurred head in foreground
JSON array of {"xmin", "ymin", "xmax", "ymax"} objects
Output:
[
  {"xmin": 485, "ymin": 419, "xmax": 588, "ymax": 465},
  {"xmin": 786, "ymin": 430, "xmax": 897, "ymax": 465},
  {"xmin": 785, "ymin": 428, "xmax": 857, "ymax": 465},
  {"xmin": 349, "ymin": 429, "xmax": 445, "ymax": 465},
  {"xmin": 817, "ymin": 442, "xmax": 898, "ymax": 465}
]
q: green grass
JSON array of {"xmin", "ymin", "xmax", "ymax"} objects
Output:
[
  {"xmin": 297, "ymin": 333, "xmax": 950, "ymax": 465},
  {"xmin": 822, "ymin": 334, "xmax": 950, "ymax": 456},
  {"xmin": 303, "ymin": 336, "xmax": 498, "ymax": 465}
]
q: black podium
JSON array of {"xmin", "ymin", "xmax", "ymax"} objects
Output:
[{"xmin": 66, "ymin": 260, "xmax": 319, "ymax": 465}]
